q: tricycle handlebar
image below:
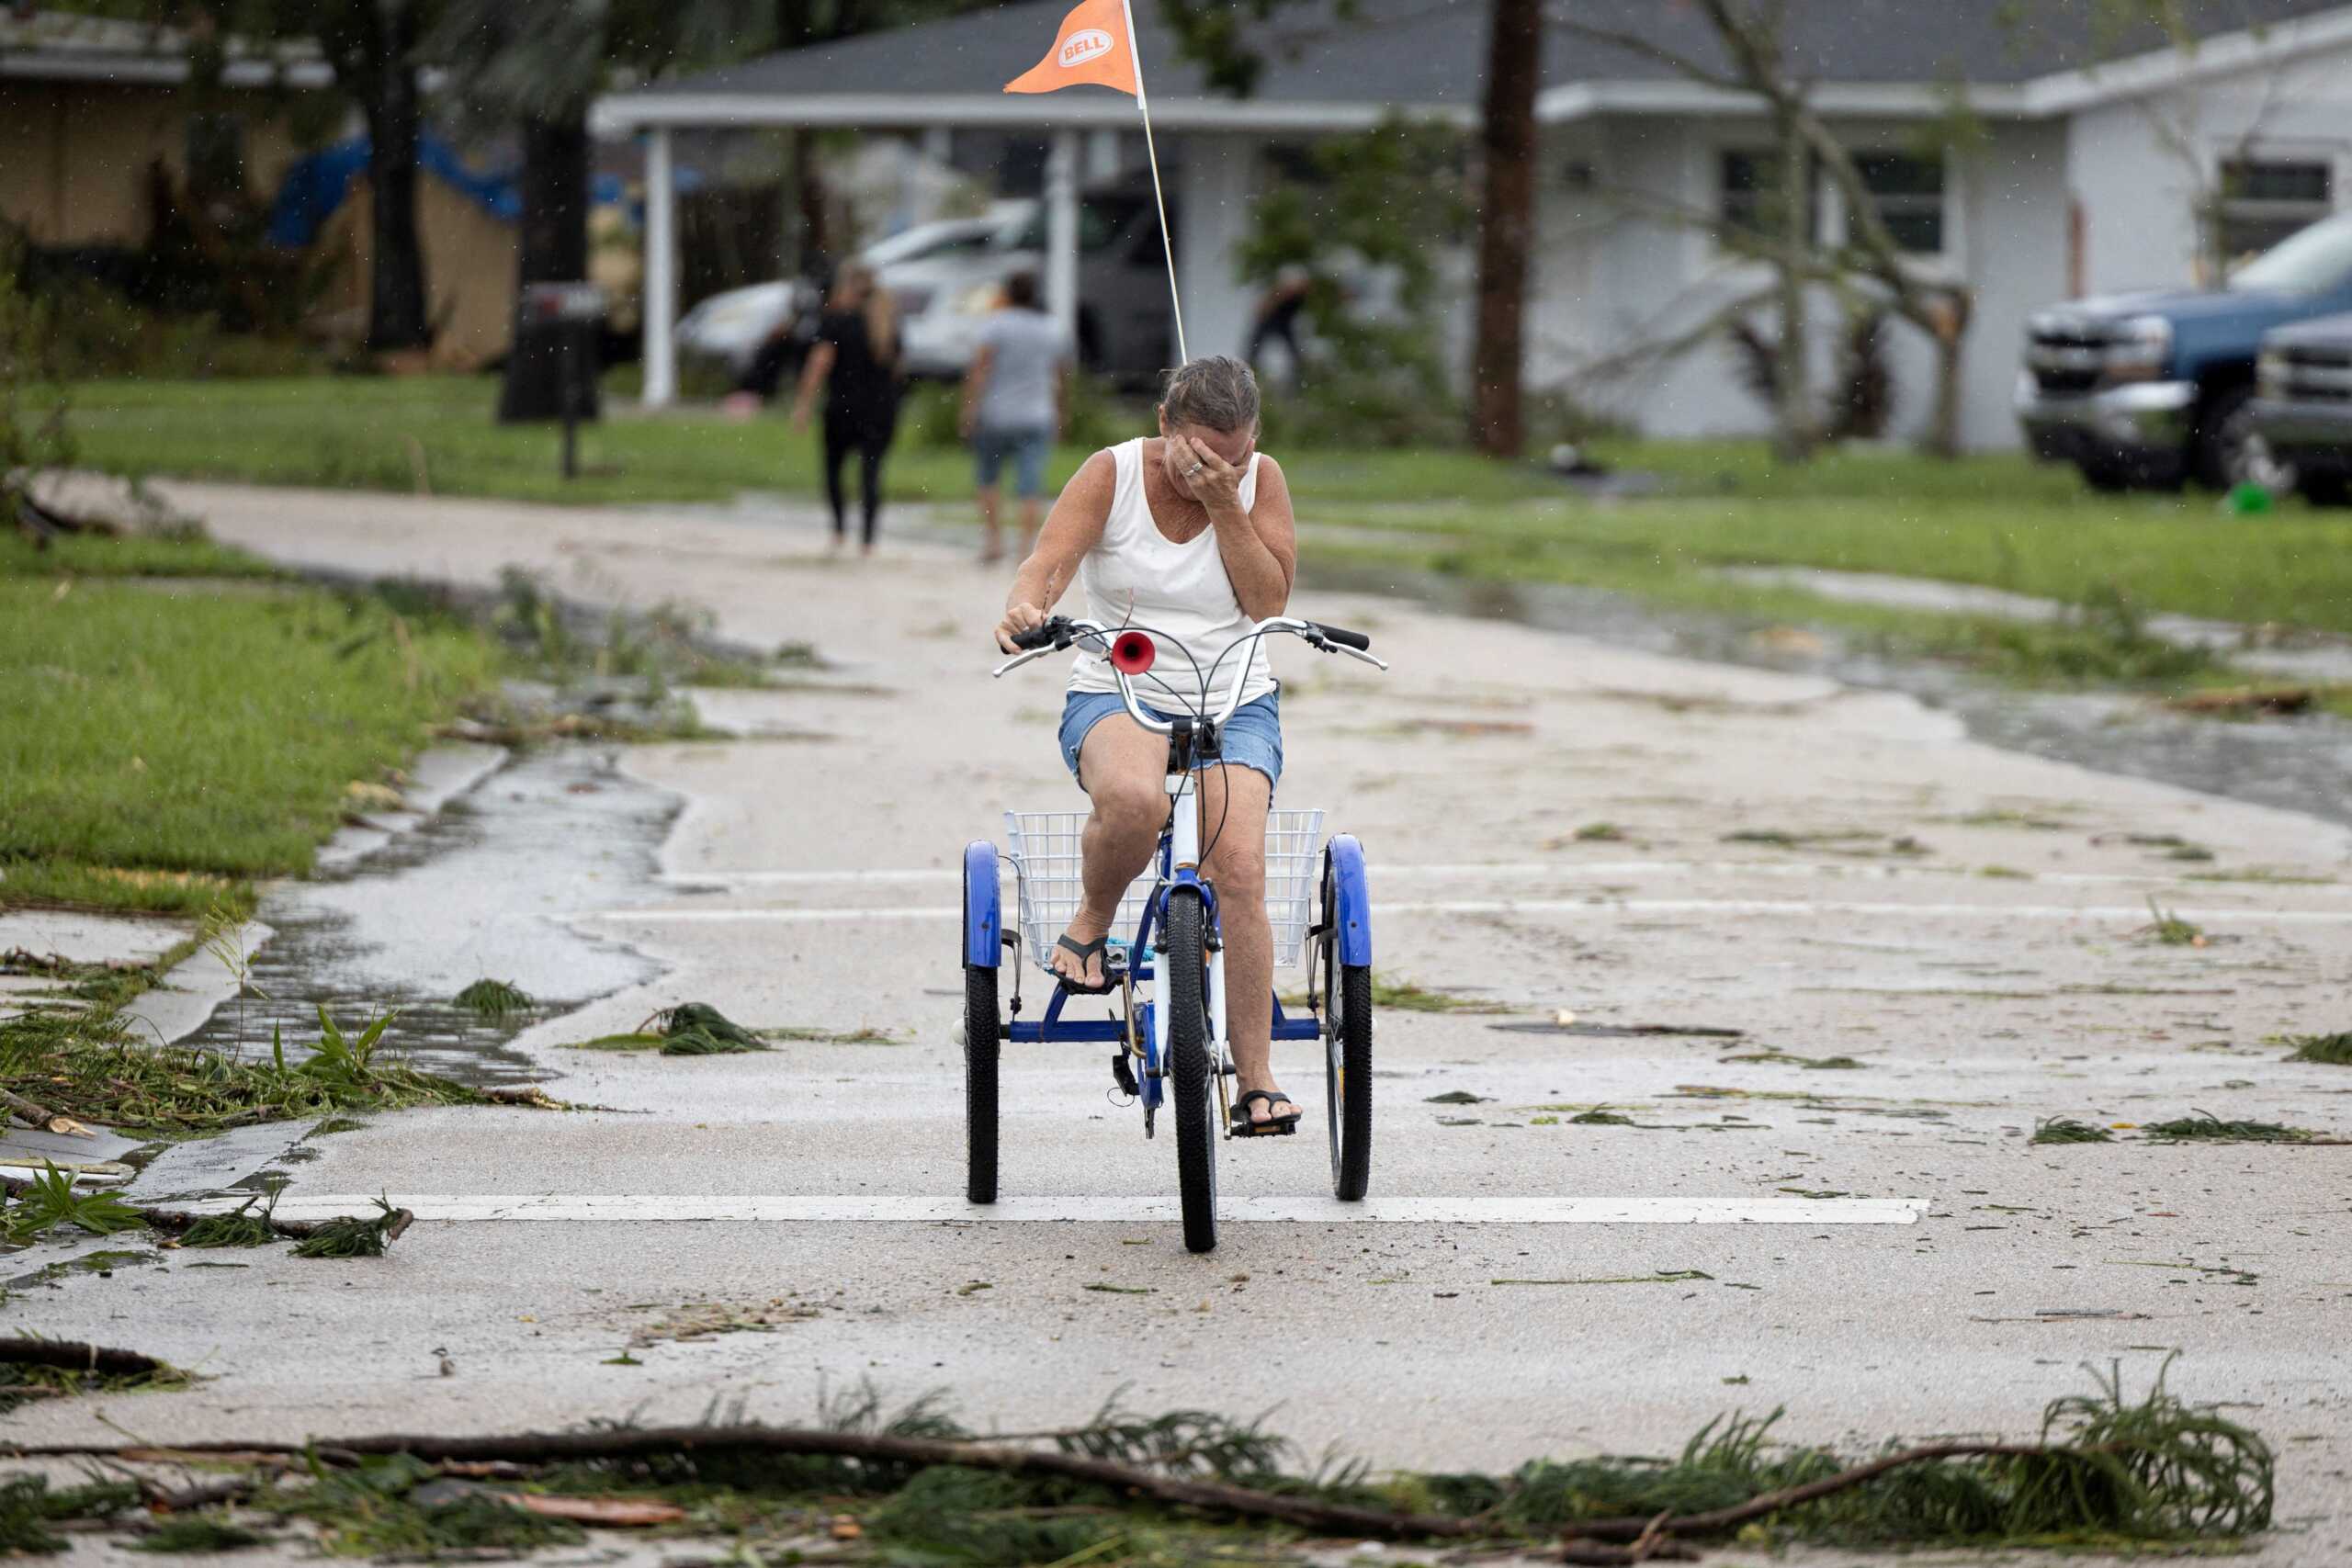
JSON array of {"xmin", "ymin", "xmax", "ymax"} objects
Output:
[{"xmin": 990, "ymin": 615, "xmax": 1387, "ymax": 738}]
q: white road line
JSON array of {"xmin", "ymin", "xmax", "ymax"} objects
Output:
[
  {"xmin": 574, "ymin": 899, "xmax": 2352, "ymax": 926},
  {"xmin": 197, "ymin": 1194, "xmax": 1923, "ymax": 1225},
  {"xmin": 657, "ymin": 861, "xmax": 2319, "ymax": 890}
]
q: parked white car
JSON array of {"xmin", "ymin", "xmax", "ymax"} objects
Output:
[
  {"xmin": 884, "ymin": 186, "xmax": 1179, "ymax": 382},
  {"xmin": 674, "ymin": 212, "xmax": 1013, "ymax": 381}
]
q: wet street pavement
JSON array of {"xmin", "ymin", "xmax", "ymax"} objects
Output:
[{"xmin": 10, "ymin": 479, "xmax": 2352, "ymax": 1564}]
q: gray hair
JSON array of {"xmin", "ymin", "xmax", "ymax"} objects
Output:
[{"xmin": 1159, "ymin": 355, "xmax": 1261, "ymax": 433}]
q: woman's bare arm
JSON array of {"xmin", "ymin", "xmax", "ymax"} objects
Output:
[
  {"xmin": 788, "ymin": 343, "xmax": 835, "ymax": 429},
  {"xmin": 998, "ymin": 448, "xmax": 1114, "ymax": 651}
]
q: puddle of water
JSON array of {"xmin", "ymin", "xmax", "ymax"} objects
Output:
[
  {"xmin": 181, "ymin": 745, "xmax": 677, "ymax": 1087},
  {"xmin": 1303, "ymin": 561, "xmax": 2352, "ymax": 833}
]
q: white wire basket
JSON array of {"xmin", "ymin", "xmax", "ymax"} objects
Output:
[{"xmin": 1004, "ymin": 807, "xmax": 1326, "ymax": 973}]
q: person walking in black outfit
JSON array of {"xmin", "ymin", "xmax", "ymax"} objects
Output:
[{"xmin": 790, "ymin": 262, "xmax": 901, "ymax": 554}]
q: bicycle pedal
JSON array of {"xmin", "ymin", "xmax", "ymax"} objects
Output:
[{"xmin": 1110, "ymin": 1052, "xmax": 1140, "ymax": 1098}]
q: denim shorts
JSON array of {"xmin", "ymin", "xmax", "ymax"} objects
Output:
[
  {"xmin": 973, "ymin": 425, "xmax": 1050, "ymax": 499},
  {"xmin": 1058, "ymin": 690, "xmax": 1283, "ymax": 791}
]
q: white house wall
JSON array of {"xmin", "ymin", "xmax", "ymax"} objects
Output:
[
  {"xmin": 1952, "ymin": 118, "xmax": 2071, "ymax": 449},
  {"xmin": 1175, "ymin": 132, "xmax": 1261, "ymax": 367},
  {"xmin": 2067, "ymin": 47, "xmax": 2352, "ymax": 298}
]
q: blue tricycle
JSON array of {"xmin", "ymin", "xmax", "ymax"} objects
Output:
[{"xmin": 963, "ymin": 614, "xmax": 1388, "ymax": 1252}]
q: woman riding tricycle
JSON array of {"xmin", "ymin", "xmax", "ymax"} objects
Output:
[{"xmin": 967, "ymin": 355, "xmax": 1386, "ymax": 1252}]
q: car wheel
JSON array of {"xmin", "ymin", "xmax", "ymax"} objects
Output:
[
  {"xmin": 2299, "ymin": 472, "xmax": 2352, "ymax": 509},
  {"xmin": 2078, "ymin": 459, "xmax": 2134, "ymax": 493},
  {"xmin": 2191, "ymin": 385, "xmax": 2262, "ymax": 492}
]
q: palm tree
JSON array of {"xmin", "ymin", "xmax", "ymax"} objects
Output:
[{"xmin": 431, "ymin": 0, "xmax": 767, "ymax": 421}]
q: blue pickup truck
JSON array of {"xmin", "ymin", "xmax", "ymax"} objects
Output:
[{"xmin": 2015, "ymin": 211, "xmax": 2352, "ymax": 491}]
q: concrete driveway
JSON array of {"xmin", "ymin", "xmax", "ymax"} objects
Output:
[{"xmin": 11, "ymin": 479, "xmax": 2352, "ymax": 1562}]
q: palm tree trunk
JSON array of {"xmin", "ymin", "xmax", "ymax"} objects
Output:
[
  {"xmin": 1468, "ymin": 0, "xmax": 1540, "ymax": 457},
  {"xmin": 362, "ymin": 0, "xmax": 430, "ymax": 354}
]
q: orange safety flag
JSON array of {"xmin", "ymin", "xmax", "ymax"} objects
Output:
[{"xmin": 1004, "ymin": 0, "xmax": 1138, "ymax": 95}]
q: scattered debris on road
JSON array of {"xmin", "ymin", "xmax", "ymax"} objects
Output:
[{"xmin": 0, "ymin": 1365, "xmax": 2275, "ymax": 1562}]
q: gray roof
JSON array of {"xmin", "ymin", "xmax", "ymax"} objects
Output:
[{"xmin": 610, "ymin": 0, "xmax": 2352, "ymax": 118}]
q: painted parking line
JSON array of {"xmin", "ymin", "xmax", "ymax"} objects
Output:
[
  {"xmin": 199, "ymin": 1194, "xmax": 1924, "ymax": 1225},
  {"xmin": 573, "ymin": 899, "xmax": 2352, "ymax": 926}
]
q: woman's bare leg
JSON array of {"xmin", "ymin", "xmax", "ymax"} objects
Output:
[
  {"xmin": 1199, "ymin": 763, "xmax": 1291, "ymax": 1127},
  {"xmin": 1052, "ymin": 716, "xmax": 1169, "ymax": 987}
]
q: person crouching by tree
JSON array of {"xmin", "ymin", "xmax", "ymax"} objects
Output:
[
  {"xmin": 961, "ymin": 270, "xmax": 1070, "ymax": 566},
  {"xmin": 791, "ymin": 262, "xmax": 902, "ymax": 555}
]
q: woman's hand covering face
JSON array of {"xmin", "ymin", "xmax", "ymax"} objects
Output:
[{"xmin": 1164, "ymin": 430, "xmax": 1254, "ymax": 512}]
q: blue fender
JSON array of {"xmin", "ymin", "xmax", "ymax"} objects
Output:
[
  {"xmin": 1327, "ymin": 834, "xmax": 1372, "ymax": 967},
  {"xmin": 963, "ymin": 840, "xmax": 1002, "ymax": 968}
]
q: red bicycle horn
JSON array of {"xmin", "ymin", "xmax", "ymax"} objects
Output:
[{"xmin": 1108, "ymin": 630, "xmax": 1157, "ymax": 675}]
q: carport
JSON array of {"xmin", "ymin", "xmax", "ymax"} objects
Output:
[{"xmin": 589, "ymin": 0, "xmax": 1471, "ymax": 405}]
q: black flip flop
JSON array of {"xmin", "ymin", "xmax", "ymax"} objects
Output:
[
  {"xmin": 1230, "ymin": 1089, "xmax": 1302, "ymax": 1137},
  {"xmin": 1053, "ymin": 934, "xmax": 1120, "ymax": 995}
]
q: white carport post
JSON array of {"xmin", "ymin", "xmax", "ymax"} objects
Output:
[
  {"xmin": 642, "ymin": 125, "xmax": 679, "ymax": 409},
  {"xmin": 1046, "ymin": 128, "xmax": 1080, "ymax": 348}
]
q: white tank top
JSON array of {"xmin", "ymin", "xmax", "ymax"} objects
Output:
[{"xmin": 1067, "ymin": 437, "xmax": 1277, "ymax": 713}]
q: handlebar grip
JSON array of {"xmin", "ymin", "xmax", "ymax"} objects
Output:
[
  {"xmin": 1310, "ymin": 621, "xmax": 1373, "ymax": 652},
  {"xmin": 1009, "ymin": 618, "xmax": 1068, "ymax": 651}
]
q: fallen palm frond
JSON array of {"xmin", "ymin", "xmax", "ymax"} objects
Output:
[
  {"xmin": 638, "ymin": 1001, "xmax": 769, "ymax": 1055},
  {"xmin": 2030, "ymin": 1117, "xmax": 2116, "ymax": 1145},
  {"xmin": 2139, "ymin": 897, "xmax": 2206, "ymax": 947},
  {"xmin": 0, "ymin": 1339, "xmax": 192, "ymax": 1414},
  {"xmin": 452, "ymin": 978, "xmax": 534, "ymax": 1021},
  {"xmin": 2, "ymin": 1161, "xmax": 144, "ymax": 1242},
  {"xmin": 0, "ymin": 1005, "xmax": 549, "ymax": 1138},
  {"xmin": 2142, "ymin": 1111, "xmax": 2312, "ymax": 1144},
  {"xmin": 0, "ymin": 1173, "xmax": 414, "ymax": 1253},
  {"xmin": 127, "ymin": 1514, "xmax": 272, "ymax": 1552},
  {"xmin": 2283, "ymin": 1032, "xmax": 2352, "ymax": 1065},
  {"xmin": 290, "ymin": 1197, "xmax": 413, "ymax": 1258},
  {"xmin": 5, "ymin": 1359, "xmax": 2272, "ymax": 1559},
  {"xmin": 173, "ymin": 1190, "xmax": 281, "ymax": 1248},
  {"xmin": 0, "ymin": 1476, "xmax": 144, "ymax": 1554}
]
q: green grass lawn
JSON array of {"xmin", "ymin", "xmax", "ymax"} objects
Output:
[
  {"xmin": 62, "ymin": 374, "xmax": 1559, "ymax": 511},
  {"xmin": 56, "ymin": 373, "xmax": 2352, "ymax": 649},
  {"xmin": 1337, "ymin": 485, "xmax": 2352, "ymax": 637},
  {"xmin": 0, "ymin": 533, "xmax": 496, "ymax": 917}
]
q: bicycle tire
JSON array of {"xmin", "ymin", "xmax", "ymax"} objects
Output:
[
  {"xmin": 963, "ymin": 849, "xmax": 1001, "ymax": 1205},
  {"xmin": 1327, "ymin": 957, "xmax": 1374, "ymax": 1201},
  {"xmin": 1164, "ymin": 886, "xmax": 1217, "ymax": 1253}
]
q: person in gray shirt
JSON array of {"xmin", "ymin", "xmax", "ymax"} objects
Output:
[{"xmin": 961, "ymin": 271, "xmax": 1070, "ymax": 564}]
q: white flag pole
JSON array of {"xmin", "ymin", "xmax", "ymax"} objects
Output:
[{"xmin": 1119, "ymin": 0, "xmax": 1189, "ymax": 364}]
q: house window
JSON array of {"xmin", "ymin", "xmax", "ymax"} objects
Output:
[
  {"xmin": 2217, "ymin": 158, "xmax": 2333, "ymax": 262},
  {"xmin": 1719, "ymin": 149, "xmax": 1817, "ymax": 244},
  {"xmin": 1853, "ymin": 152, "xmax": 1945, "ymax": 254}
]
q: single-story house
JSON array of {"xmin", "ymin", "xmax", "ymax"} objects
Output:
[
  {"xmin": 0, "ymin": 10, "xmax": 326, "ymax": 246},
  {"xmin": 1, "ymin": 12, "xmax": 559, "ymax": 369},
  {"xmin": 598, "ymin": 0, "xmax": 2352, "ymax": 450}
]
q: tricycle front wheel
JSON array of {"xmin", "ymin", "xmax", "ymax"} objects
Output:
[{"xmin": 1321, "ymin": 856, "xmax": 1373, "ymax": 1201}]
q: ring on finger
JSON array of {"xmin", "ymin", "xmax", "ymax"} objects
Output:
[{"xmin": 1185, "ymin": 462, "xmax": 1204, "ymax": 476}]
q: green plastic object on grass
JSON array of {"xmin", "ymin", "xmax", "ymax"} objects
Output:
[{"xmin": 2223, "ymin": 482, "xmax": 2274, "ymax": 515}]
